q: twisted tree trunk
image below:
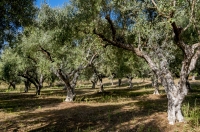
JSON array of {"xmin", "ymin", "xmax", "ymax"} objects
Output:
[{"xmin": 93, "ymin": 15, "xmax": 200, "ymax": 125}]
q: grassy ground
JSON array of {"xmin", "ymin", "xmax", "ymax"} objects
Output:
[{"xmin": 0, "ymin": 78, "xmax": 199, "ymax": 132}]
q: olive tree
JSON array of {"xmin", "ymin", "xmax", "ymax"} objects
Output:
[
  {"xmin": 0, "ymin": 48, "xmax": 21, "ymax": 89},
  {"xmin": 18, "ymin": 4, "xmax": 99, "ymax": 101},
  {"xmin": 72, "ymin": 0, "xmax": 200, "ymax": 125}
]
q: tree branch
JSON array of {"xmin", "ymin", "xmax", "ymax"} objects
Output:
[
  {"xmin": 93, "ymin": 29, "xmax": 134, "ymax": 51},
  {"xmin": 183, "ymin": 0, "xmax": 196, "ymax": 32},
  {"xmin": 38, "ymin": 46, "xmax": 54, "ymax": 62},
  {"xmin": 151, "ymin": 0, "xmax": 158, "ymax": 8},
  {"xmin": 188, "ymin": 48, "xmax": 200, "ymax": 74},
  {"xmin": 27, "ymin": 55, "xmax": 37, "ymax": 64},
  {"xmin": 105, "ymin": 15, "xmax": 116, "ymax": 41}
]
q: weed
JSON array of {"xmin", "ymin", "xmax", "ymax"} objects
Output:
[{"xmin": 182, "ymin": 99, "xmax": 200, "ymax": 128}]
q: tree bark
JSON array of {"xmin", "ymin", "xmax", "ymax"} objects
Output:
[
  {"xmin": 127, "ymin": 76, "xmax": 133, "ymax": 89},
  {"xmin": 91, "ymin": 73, "xmax": 98, "ymax": 89},
  {"xmin": 91, "ymin": 81, "xmax": 96, "ymax": 89},
  {"xmin": 8, "ymin": 82, "xmax": 16, "ymax": 90},
  {"xmin": 118, "ymin": 78, "xmax": 122, "ymax": 86},
  {"xmin": 36, "ymin": 85, "xmax": 42, "ymax": 95},
  {"xmin": 24, "ymin": 79, "xmax": 31, "ymax": 93},
  {"xmin": 56, "ymin": 69, "xmax": 76, "ymax": 102},
  {"xmin": 151, "ymin": 72, "xmax": 159, "ymax": 95},
  {"xmin": 65, "ymin": 85, "xmax": 76, "ymax": 102},
  {"xmin": 110, "ymin": 73, "xmax": 116, "ymax": 85},
  {"xmin": 192, "ymin": 75, "xmax": 195, "ymax": 81},
  {"xmin": 99, "ymin": 77, "xmax": 104, "ymax": 92}
]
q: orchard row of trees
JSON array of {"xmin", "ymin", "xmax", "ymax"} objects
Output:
[{"xmin": 1, "ymin": 0, "xmax": 200, "ymax": 125}]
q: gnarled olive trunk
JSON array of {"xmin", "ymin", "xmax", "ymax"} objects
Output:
[
  {"xmin": 160, "ymin": 73, "xmax": 186, "ymax": 125},
  {"xmin": 151, "ymin": 72, "xmax": 159, "ymax": 95},
  {"xmin": 56, "ymin": 69, "xmax": 78, "ymax": 102}
]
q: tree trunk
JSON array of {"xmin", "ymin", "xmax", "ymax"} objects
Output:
[
  {"xmin": 127, "ymin": 76, "xmax": 133, "ymax": 89},
  {"xmin": 118, "ymin": 78, "xmax": 122, "ymax": 86},
  {"xmin": 110, "ymin": 73, "xmax": 116, "ymax": 85},
  {"xmin": 39, "ymin": 74, "xmax": 45, "ymax": 88},
  {"xmin": 24, "ymin": 80, "xmax": 31, "ymax": 93},
  {"xmin": 192, "ymin": 75, "xmax": 195, "ymax": 81},
  {"xmin": 99, "ymin": 78, "xmax": 104, "ymax": 92},
  {"xmin": 111, "ymin": 79, "xmax": 114, "ymax": 86},
  {"xmin": 65, "ymin": 85, "xmax": 76, "ymax": 102},
  {"xmin": 91, "ymin": 81, "xmax": 96, "ymax": 89},
  {"xmin": 56, "ymin": 69, "xmax": 81, "ymax": 102},
  {"xmin": 36, "ymin": 85, "xmax": 42, "ymax": 95},
  {"xmin": 8, "ymin": 82, "xmax": 16, "ymax": 90},
  {"xmin": 160, "ymin": 73, "xmax": 187, "ymax": 125},
  {"xmin": 151, "ymin": 72, "xmax": 159, "ymax": 95}
]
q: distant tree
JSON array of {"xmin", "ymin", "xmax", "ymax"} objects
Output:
[
  {"xmin": 17, "ymin": 4, "xmax": 99, "ymax": 101},
  {"xmin": 0, "ymin": 49, "xmax": 21, "ymax": 89}
]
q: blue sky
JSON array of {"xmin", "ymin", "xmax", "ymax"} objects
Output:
[{"xmin": 36, "ymin": 0, "xmax": 70, "ymax": 8}]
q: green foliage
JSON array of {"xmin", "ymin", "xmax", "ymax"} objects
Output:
[
  {"xmin": 0, "ymin": 0, "xmax": 37, "ymax": 47},
  {"xmin": 0, "ymin": 48, "xmax": 21, "ymax": 84}
]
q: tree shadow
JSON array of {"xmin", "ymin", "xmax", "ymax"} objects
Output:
[
  {"xmin": 1, "ymin": 96, "xmax": 169, "ymax": 132},
  {"xmin": 0, "ymin": 92, "xmax": 63, "ymax": 112},
  {"xmin": 0, "ymin": 93, "xmax": 170, "ymax": 132}
]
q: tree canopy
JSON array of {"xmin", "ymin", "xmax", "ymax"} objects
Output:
[{"xmin": 0, "ymin": 0, "xmax": 37, "ymax": 47}]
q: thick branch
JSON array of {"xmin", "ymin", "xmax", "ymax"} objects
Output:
[
  {"xmin": 105, "ymin": 15, "xmax": 116, "ymax": 41},
  {"xmin": 18, "ymin": 73, "xmax": 38, "ymax": 88},
  {"xmin": 188, "ymin": 48, "xmax": 200, "ymax": 73},
  {"xmin": 56, "ymin": 69, "xmax": 71, "ymax": 88},
  {"xmin": 94, "ymin": 29, "xmax": 134, "ymax": 51},
  {"xmin": 39, "ymin": 46, "xmax": 54, "ymax": 62},
  {"xmin": 69, "ymin": 53, "xmax": 98, "ymax": 78}
]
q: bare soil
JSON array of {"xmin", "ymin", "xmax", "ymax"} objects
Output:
[{"xmin": 0, "ymin": 78, "xmax": 199, "ymax": 132}]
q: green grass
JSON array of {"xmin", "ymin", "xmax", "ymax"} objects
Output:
[{"xmin": 182, "ymin": 99, "xmax": 200, "ymax": 128}]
